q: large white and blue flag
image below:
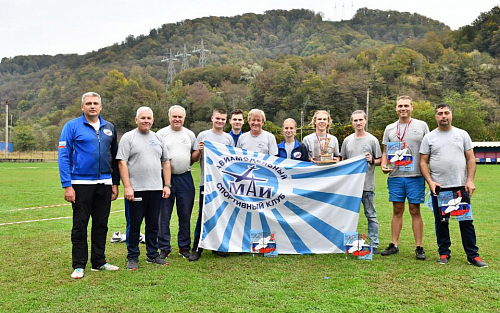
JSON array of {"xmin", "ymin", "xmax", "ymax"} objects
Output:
[{"xmin": 199, "ymin": 141, "xmax": 367, "ymax": 254}]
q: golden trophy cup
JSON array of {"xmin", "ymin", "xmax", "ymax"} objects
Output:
[{"xmin": 315, "ymin": 137, "xmax": 338, "ymax": 164}]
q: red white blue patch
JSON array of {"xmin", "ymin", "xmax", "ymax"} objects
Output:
[
  {"xmin": 103, "ymin": 129, "xmax": 113, "ymax": 136},
  {"xmin": 58, "ymin": 141, "xmax": 66, "ymax": 149},
  {"xmin": 293, "ymin": 152, "xmax": 302, "ymax": 159}
]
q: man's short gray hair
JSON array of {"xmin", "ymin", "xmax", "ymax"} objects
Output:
[
  {"xmin": 136, "ymin": 106, "xmax": 154, "ymax": 117},
  {"xmin": 168, "ymin": 105, "xmax": 186, "ymax": 118},
  {"xmin": 81, "ymin": 92, "xmax": 101, "ymax": 105}
]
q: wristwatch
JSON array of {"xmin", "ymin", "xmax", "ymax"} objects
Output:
[{"xmin": 164, "ymin": 184, "xmax": 172, "ymax": 188}]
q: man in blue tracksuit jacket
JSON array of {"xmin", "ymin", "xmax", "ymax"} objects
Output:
[
  {"xmin": 276, "ymin": 118, "xmax": 309, "ymax": 161},
  {"xmin": 58, "ymin": 92, "xmax": 120, "ymax": 279}
]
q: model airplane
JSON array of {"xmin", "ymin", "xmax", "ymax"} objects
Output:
[
  {"xmin": 390, "ymin": 148, "xmax": 409, "ymax": 163},
  {"xmin": 348, "ymin": 238, "xmax": 366, "ymax": 254},
  {"xmin": 222, "ymin": 165, "xmax": 266, "ymax": 183}
]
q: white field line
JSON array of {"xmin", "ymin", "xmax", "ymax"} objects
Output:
[
  {"xmin": 3, "ymin": 196, "xmax": 199, "ymax": 226},
  {"xmin": 10, "ymin": 203, "xmax": 72, "ymax": 211},
  {"xmin": 9, "ymin": 197, "xmax": 125, "ymax": 211},
  {"xmin": 0, "ymin": 167, "xmax": 59, "ymax": 169},
  {"xmin": 0, "ymin": 210, "xmax": 125, "ymax": 226},
  {"xmin": 10, "ymin": 197, "xmax": 198, "ymax": 212}
]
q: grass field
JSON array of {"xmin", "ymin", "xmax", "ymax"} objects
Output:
[{"xmin": 0, "ymin": 163, "xmax": 499, "ymax": 312}]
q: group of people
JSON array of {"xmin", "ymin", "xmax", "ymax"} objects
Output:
[{"xmin": 58, "ymin": 92, "xmax": 487, "ymax": 279}]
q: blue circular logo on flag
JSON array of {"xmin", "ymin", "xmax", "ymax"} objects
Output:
[{"xmin": 222, "ymin": 162, "xmax": 279, "ymax": 203}]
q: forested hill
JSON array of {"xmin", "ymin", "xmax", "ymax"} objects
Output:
[
  {"xmin": 0, "ymin": 8, "xmax": 449, "ymax": 75},
  {"xmin": 1, "ymin": 7, "xmax": 499, "ymax": 151},
  {"xmin": 346, "ymin": 8, "xmax": 449, "ymax": 42}
]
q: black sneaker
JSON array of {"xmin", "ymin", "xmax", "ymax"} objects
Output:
[
  {"xmin": 159, "ymin": 250, "xmax": 171, "ymax": 259},
  {"xmin": 179, "ymin": 248, "xmax": 191, "ymax": 259},
  {"xmin": 127, "ymin": 259, "xmax": 138, "ymax": 271},
  {"xmin": 188, "ymin": 250, "xmax": 202, "ymax": 262},
  {"xmin": 381, "ymin": 243, "xmax": 399, "ymax": 256},
  {"xmin": 415, "ymin": 246, "xmax": 426, "ymax": 260},
  {"xmin": 468, "ymin": 256, "xmax": 488, "ymax": 268},
  {"xmin": 437, "ymin": 254, "xmax": 450, "ymax": 264},
  {"xmin": 146, "ymin": 256, "xmax": 169, "ymax": 266}
]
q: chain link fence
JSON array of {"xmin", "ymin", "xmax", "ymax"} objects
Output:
[{"xmin": 0, "ymin": 150, "xmax": 58, "ymax": 162}]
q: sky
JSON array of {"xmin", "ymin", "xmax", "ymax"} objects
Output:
[{"xmin": 1, "ymin": 0, "xmax": 499, "ymax": 60}]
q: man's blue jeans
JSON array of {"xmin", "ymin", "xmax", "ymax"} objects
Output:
[{"xmin": 361, "ymin": 191, "xmax": 379, "ymax": 247}]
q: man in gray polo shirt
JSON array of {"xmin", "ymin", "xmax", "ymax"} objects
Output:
[
  {"xmin": 157, "ymin": 105, "xmax": 197, "ymax": 259},
  {"xmin": 420, "ymin": 103, "xmax": 487, "ymax": 267},
  {"xmin": 341, "ymin": 110, "xmax": 382, "ymax": 253},
  {"xmin": 380, "ymin": 96, "xmax": 429, "ymax": 260},
  {"xmin": 117, "ymin": 107, "xmax": 171, "ymax": 270},
  {"xmin": 189, "ymin": 108, "xmax": 235, "ymax": 261}
]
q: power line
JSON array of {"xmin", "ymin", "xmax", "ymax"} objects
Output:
[
  {"xmin": 161, "ymin": 49, "xmax": 177, "ymax": 91},
  {"xmin": 175, "ymin": 44, "xmax": 191, "ymax": 71},
  {"xmin": 192, "ymin": 39, "xmax": 210, "ymax": 68}
]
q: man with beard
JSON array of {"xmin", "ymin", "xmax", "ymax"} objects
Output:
[{"xmin": 420, "ymin": 104, "xmax": 487, "ymax": 267}]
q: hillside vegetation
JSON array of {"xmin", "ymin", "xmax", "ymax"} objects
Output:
[{"xmin": 1, "ymin": 7, "xmax": 499, "ymax": 151}]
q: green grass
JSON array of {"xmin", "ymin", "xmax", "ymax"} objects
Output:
[{"xmin": 1, "ymin": 163, "xmax": 499, "ymax": 312}]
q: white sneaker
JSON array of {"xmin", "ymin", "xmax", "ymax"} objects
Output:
[
  {"xmin": 91, "ymin": 263, "xmax": 119, "ymax": 271},
  {"xmin": 110, "ymin": 232, "xmax": 121, "ymax": 243},
  {"xmin": 110, "ymin": 232, "xmax": 126, "ymax": 243},
  {"xmin": 71, "ymin": 268, "xmax": 85, "ymax": 279}
]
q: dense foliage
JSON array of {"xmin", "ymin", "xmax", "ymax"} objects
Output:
[
  {"xmin": 1, "ymin": 7, "xmax": 499, "ymax": 151},
  {"xmin": 452, "ymin": 6, "xmax": 500, "ymax": 57}
]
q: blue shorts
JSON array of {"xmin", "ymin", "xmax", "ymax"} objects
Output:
[{"xmin": 387, "ymin": 176, "xmax": 425, "ymax": 204}]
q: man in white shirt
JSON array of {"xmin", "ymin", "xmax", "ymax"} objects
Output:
[{"xmin": 157, "ymin": 105, "xmax": 197, "ymax": 259}]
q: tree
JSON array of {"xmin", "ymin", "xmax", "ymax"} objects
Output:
[
  {"xmin": 12, "ymin": 123, "xmax": 36, "ymax": 151},
  {"xmin": 369, "ymin": 101, "xmax": 398, "ymax": 132},
  {"xmin": 442, "ymin": 92, "xmax": 487, "ymax": 140},
  {"xmin": 410, "ymin": 100, "xmax": 435, "ymax": 127}
]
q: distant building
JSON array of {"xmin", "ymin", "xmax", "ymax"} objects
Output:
[{"xmin": 472, "ymin": 142, "xmax": 500, "ymax": 163}]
